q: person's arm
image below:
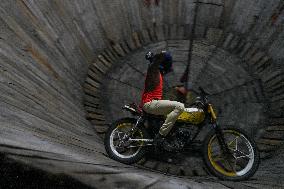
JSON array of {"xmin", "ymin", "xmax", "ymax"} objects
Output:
[
  {"xmin": 149, "ymin": 53, "xmax": 164, "ymax": 69},
  {"xmin": 144, "ymin": 54, "xmax": 163, "ymax": 92}
]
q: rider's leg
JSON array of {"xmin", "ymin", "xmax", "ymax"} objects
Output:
[
  {"xmin": 159, "ymin": 102, "xmax": 184, "ymax": 136},
  {"xmin": 143, "ymin": 100, "xmax": 185, "ymax": 136}
]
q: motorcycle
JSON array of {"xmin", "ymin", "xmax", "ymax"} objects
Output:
[{"xmin": 104, "ymin": 87, "xmax": 260, "ymax": 181}]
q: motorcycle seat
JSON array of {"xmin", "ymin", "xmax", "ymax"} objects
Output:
[
  {"xmin": 142, "ymin": 110, "xmax": 164, "ymax": 119},
  {"xmin": 123, "ymin": 103, "xmax": 164, "ymax": 119}
]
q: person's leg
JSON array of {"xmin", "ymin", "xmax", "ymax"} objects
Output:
[
  {"xmin": 143, "ymin": 100, "xmax": 185, "ymax": 136},
  {"xmin": 159, "ymin": 101, "xmax": 184, "ymax": 136}
]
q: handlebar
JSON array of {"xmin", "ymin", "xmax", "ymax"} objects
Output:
[{"xmin": 198, "ymin": 87, "xmax": 209, "ymax": 97}]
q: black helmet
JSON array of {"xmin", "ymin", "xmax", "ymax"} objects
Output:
[{"xmin": 145, "ymin": 51, "xmax": 154, "ymax": 63}]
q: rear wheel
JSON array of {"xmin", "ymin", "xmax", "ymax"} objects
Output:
[
  {"xmin": 104, "ymin": 118, "xmax": 150, "ymax": 164},
  {"xmin": 203, "ymin": 127, "xmax": 260, "ymax": 181}
]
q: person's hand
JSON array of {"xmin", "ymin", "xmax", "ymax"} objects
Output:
[{"xmin": 176, "ymin": 86, "xmax": 188, "ymax": 96}]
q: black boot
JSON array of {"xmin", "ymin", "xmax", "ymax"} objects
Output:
[{"xmin": 153, "ymin": 133, "xmax": 165, "ymax": 149}]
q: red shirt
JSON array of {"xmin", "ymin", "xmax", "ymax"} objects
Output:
[{"xmin": 141, "ymin": 73, "xmax": 163, "ymax": 105}]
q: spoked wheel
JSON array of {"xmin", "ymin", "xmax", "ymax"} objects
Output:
[
  {"xmin": 203, "ymin": 128, "xmax": 260, "ymax": 181},
  {"xmin": 104, "ymin": 118, "xmax": 150, "ymax": 164}
]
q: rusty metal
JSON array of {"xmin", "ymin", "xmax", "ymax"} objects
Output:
[{"xmin": 26, "ymin": 45, "xmax": 59, "ymax": 79}]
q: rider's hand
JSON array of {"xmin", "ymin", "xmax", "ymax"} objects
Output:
[{"xmin": 176, "ymin": 86, "xmax": 188, "ymax": 96}]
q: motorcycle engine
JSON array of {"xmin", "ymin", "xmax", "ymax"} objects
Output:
[
  {"xmin": 176, "ymin": 128, "xmax": 191, "ymax": 144},
  {"xmin": 164, "ymin": 127, "xmax": 191, "ymax": 152}
]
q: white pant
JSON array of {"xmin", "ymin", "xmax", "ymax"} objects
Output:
[{"xmin": 143, "ymin": 100, "xmax": 185, "ymax": 136}]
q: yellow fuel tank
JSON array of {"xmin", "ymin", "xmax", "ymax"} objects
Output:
[{"xmin": 177, "ymin": 108, "xmax": 205, "ymax": 124}]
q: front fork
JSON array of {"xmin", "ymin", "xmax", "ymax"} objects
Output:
[
  {"xmin": 209, "ymin": 104, "xmax": 235, "ymax": 170},
  {"xmin": 214, "ymin": 124, "xmax": 231, "ymax": 155},
  {"xmin": 214, "ymin": 124, "xmax": 235, "ymax": 171}
]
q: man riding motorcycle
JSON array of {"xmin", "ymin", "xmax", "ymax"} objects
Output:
[
  {"xmin": 141, "ymin": 51, "xmax": 187, "ymax": 150},
  {"xmin": 104, "ymin": 51, "xmax": 260, "ymax": 181}
]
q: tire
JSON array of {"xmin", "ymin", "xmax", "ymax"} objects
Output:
[
  {"xmin": 104, "ymin": 118, "xmax": 150, "ymax": 164},
  {"xmin": 203, "ymin": 127, "xmax": 260, "ymax": 181}
]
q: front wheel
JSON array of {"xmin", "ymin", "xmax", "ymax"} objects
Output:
[
  {"xmin": 104, "ymin": 118, "xmax": 150, "ymax": 164},
  {"xmin": 203, "ymin": 127, "xmax": 260, "ymax": 181}
]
